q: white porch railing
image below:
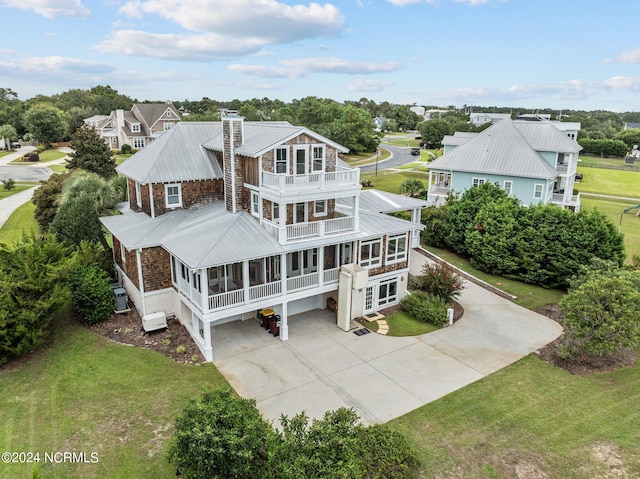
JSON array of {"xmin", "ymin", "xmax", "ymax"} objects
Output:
[
  {"xmin": 429, "ymin": 185, "xmax": 451, "ymax": 195},
  {"xmin": 287, "ymin": 272, "xmax": 319, "ymax": 292},
  {"xmin": 249, "ymin": 281, "xmax": 282, "ymax": 301},
  {"xmin": 261, "ymin": 168, "xmax": 359, "ymax": 193},
  {"xmin": 263, "ymin": 216, "xmax": 355, "ymax": 243},
  {"xmin": 208, "ymin": 289, "xmax": 244, "ymax": 311},
  {"xmin": 324, "ymin": 268, "xmax": 340, "ymax": 283}
]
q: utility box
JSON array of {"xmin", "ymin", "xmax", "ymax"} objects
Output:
[
  {"xmin": 341, "ymin": 264, "xmax": 368, "ymax": 290},
  {"xmin": 113, "ymin": 287, "xmax": 128, "ymax": 311},
  {"xmin": 142, "ymin": 312, "xmax": 168, "ymax": 332}
]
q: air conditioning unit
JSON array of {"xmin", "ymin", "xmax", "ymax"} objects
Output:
[{"xmin": 142, "ymin": 312, "xmax": 168, "ymax": 332}]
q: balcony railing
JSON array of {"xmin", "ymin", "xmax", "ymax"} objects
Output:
[
  {"xmin": 208, "ymin": 289, "xmax": 244, "ymax": 311},
  {"xmin": 324, "ymin": 268, "xmax": 340, "ymax": 284},
  {"xmin": 261, "ymin": 168, "xmax": 359, "ymax": 193},
  {"xmin": 263, "ymin": 216, "xmax": 356, "ymax": 243},
  {"xmin": 287, "ymin": 272, "xmax": 319, "ymax": 292},
  {"xmin": 248, "ymin": 280, "xmax": 282, "ymax": 301}
]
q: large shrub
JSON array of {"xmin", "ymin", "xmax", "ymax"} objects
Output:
[
  {"xmin": 0, "ymin": 235, "xmax": 71, "ymax": 365},
  {"xmin": 400, "ymin": 291, "xmax": 449, "ymax": 327},
  {"xmin": 413, "ymin": 262, "xmax": 464, "ymax": 302},
  {"xmin": 70, "ymin": 263, "xmax": 113, "ymax": 324},
  {"xmin": 66, "ymin": 125, "xmax": 116, "ymax": 179},
  {"xmin": 559, "ymin": 273, "xmax": 640, "ymax": 358},
  {"xmin": 168, "ymin": 387, "xmax": 273, "ymax": 479}
]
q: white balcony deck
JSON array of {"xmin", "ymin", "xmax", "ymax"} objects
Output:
[
  {"xmin": 262, "ymin": 216, "xmax": 356, "ymax": 243},
  {"xmin": 261, "ymin": 168, "xmax": 359, "ymax": 194},
  {"xmin": 551, "ymin": 192, "xmax": 581, "ymax": 211}
]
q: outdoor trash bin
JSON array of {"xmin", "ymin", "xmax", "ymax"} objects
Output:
[
  {"xmin": 259, "ymin": 308, "xmax": 275, "ymax": 329},
  {"xmin": 269, "ymin": 315, "xmax": 281, "ymax": 336}
]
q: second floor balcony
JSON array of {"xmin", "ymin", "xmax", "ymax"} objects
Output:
[
  {"xmin": 261, "ymin": 167, "xmax": 360, "ymax": 194},
  {"xmin": 261, "ymin": 215, "xmax": 357, "ymax": 243}
]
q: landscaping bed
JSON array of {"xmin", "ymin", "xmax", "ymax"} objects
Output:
[
  {"xmin": 535, "ymin": 303, "xmax": 638, "ymax": 375},
  {"xmin": 90, "ymin": 307, "xmax": 204, "ymax": 364}
]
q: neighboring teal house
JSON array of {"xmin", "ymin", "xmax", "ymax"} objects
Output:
[{"xmin": 426, "ymin": 119, "xmax": 582, "ymax": 211}]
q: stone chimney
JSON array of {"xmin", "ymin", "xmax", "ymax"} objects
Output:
[{"xmin": 220, "ymin": 110, "xmax": 245, "ymax": 213}]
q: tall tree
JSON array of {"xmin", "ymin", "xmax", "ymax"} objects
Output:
[
  {"xmin": 0, "ymin": 124, "xmax": 17, "ymax": 149},
  {"xmin": 32, "ymin": 172, "xmax": 71, "ymax": 233},
  {"xmin": 22, "ymin": 103, "xmax": 69, "ymax": 148},
  {"xmin": 66, "ymin": 125, "xmax": 116, "ymax": 178}
]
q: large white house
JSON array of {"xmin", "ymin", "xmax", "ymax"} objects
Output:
[{"xmin": 101, "ymin": 111, "xmax": 426, "ymax": 361}]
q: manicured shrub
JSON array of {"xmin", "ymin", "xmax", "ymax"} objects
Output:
[
  {"xmin": 354, "ymin": 423, "xmax": 421, "ymax": 479},
  {"xmin": 414, "ymin": 262, "xmax": 464, "ymax": 302},
  {"xmin": 120, "ymin": 143, "xmax": 132, "ymax": 154},
  {"xmin": 168, "ymin": 387, "xmax": 273, "ymax": 479},
  {"xmin": 70, "ymin": 263, "xmax": 113, "ymax": 324},
  {"xmin": 2, "ymin": 178, "xmax": 15, "ymax": 191},
  {"xmin": 400, "ymin": 291, "xmax": 449, "ymax": 327}
]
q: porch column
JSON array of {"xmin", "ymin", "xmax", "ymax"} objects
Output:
[
  {"xmin": 203, "ymin": 320, "xmax": 213, "ymax": 361},
  {"xmin": 242, "ymin": 260, "xmax": 250, "ymax": 304},
  {"xmin": 318, "ymin": 246, "xmax": 325, "ymax": 287},
  {"xmin": 278, "ymin": 203, "xmax": 286, "ymax": 243},
  {"xmin": 279, "ymin": 301, "xmax": 289, "ymax": 341},
  {"xmin": 353, "ymin": 194, "xmax": 360, "ymax": 231},
  {"xmin": 280, "ymin": 252, "xmax": 287, "ymax": 293},
  {"xmin": 201, "ymin": 269, "xmax": 208, "ymax": 312}
]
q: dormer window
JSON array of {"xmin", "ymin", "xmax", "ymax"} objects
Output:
[
  {"xmin": 131, "ymin": 123, "xmax": 141, "ymax": 132},
  {"xmin": 164, "ymin": 122, "xmax": 174, "ymax": 131},
  {"xmin": 312, "ymin": 145, "xmax": 325, "ymax": 172},
  {"xmin": 275, "ymin": 147, "xmax": 288, "ymax": 174},
  {"xmin": 165, "ymin": 184, "xmax": 182, "ymax": 208}
]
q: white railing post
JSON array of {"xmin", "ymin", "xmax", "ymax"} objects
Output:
[
  {"xmin": 318, "ymin": 221, "xmax": 325, "ymax": 238},
  {"xmin": 242, "ymin": 260, "xmax": 250, "ymax": 305}
]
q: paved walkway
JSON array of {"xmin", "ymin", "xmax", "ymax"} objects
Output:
[{"xmin": 212, "ymin": 250, "xmax": 563, "ymax": 426}]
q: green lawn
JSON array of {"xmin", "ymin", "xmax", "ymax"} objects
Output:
[
  {"xmin": 0, "ymin": 201, "xmax": 38, "ymax": 245},
  {"xmin": 422, "ymin": 246, "xmax": 566, "ymax": 310},
  {"xmin": 392, "ymin": 354, "xmax": 640, "ymax": 478},
  {"xmin": 384, "ymin": 311, "xmax": 439, "ymax": 336},
  {"xmin": 579, "ymin": 154, "xmax": 639, "ymax": 168},
  {"xmin": 48, "ymin": 164, "xmax": 68, "ymax": 173},
  {"xmin": 0, "ymin": 310, "xmax": 228, "ymax": 479},
  {"xmin": 577, "ymin": 165, "xmax": 640, "ymax": 198},
  {"xmin": 10, "ymin": 149, "xmax": 66, "ymax": 164},
  {"xmin": 114, "ymin": 154, "xmax": 132, "ymax": 165},
  {"xmin": 0, "ymin": 182, "xmax": 38, "ymax": 200},
  {"xmin": 361, "ymin": 170, "xmax": 430, "ymax": 195},
  {"xmin": 581, "ymin": 196, "xmax": 640, "ymax": 261},
  {"xmin": 0, "ymin": 151, "xmax": 10, "ymax": 158}
]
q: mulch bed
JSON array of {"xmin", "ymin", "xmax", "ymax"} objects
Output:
[
  {"xmin": 534, "ymin": 304, "xmax": 637, "ymax": 375},
  {"xmin": 90, "ymin": 307, "xmax": 204, "ymax": 364}
]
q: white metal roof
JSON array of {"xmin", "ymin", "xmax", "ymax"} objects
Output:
[
  {"xmin": 116, "ymin": 122, "xmax": 223, "ymax": 184},
  {"xmin": 429, "ymin": 119, "xmax": 565, "ymax": 179},
  {"xmin": 357, "ymin": 189, "xmax": 429, "ymax": 213}
]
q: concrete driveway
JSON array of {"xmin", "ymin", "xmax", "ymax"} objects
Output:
[{"xmin": 213, "ymin": 256, "xmax": 562, "ymax": 425}]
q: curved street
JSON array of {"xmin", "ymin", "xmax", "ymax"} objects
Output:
[{"xmin": 358, "ymin": 143, "xmax": 420, "ymax": 174}]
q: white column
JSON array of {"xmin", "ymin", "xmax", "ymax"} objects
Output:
[
  {"xmin": 242, "ymin": 260, "xmax": 250, "ymax": 304},
  {"xmin": 201, "ymin": 269, "xmax": 208, "ymax": 312},
  {"xmin": 318, "ymin": 246, "xmax": 325, "ymax": 287},
  {"xmin": 203, "ymin": 319, "xmax": 213, "ymax": 361},
  {"xmin": 136, "ymin": 249, "xmax": 146, "ymax": 317},
  {"xmin": 280, "ymin": 253, "xmax": 287, "ymax": 293},
  {"xmin": 279, "ymin": 301, "xmax": 289, "ymax": 341},
  {"xmin": 353, "ymin": 194, "xmax": 360, "ymax": 231}
]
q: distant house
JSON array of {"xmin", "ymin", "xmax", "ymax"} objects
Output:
[
  {"xmin": 469, "ymin": 112, "xmax": 512, "ymax": 127},
  {"xmin": 373, "ymin": 117, "xmax": 386, "ymax": 131},
  {"xmin": 426, "ymin": 119, "xmax": 582, "ymax": 211},
  {"xmin": 100, "ymin": 111, "xmax": 426, "ymax": 361},
  {"xmin": 515, "ymin": 115, "xmax": 581, "ymax": 141},
  {"xmin": 624, "ymin": 122, "xmax": 640, "ymax": 131},
  {"xmin": 84, "ymin": 102, "xmax": 181, "ymax": 150}
]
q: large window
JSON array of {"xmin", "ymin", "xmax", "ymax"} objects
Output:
[
  {"xmin": 386, "ymin": 233, "xmax": 407, "ymax": 263},
  {"xmin": 275, "ymin": 147, "xmax": 288, "ymax": 174},
  {"xmin": 472, "ymin": 177, "xmax": 486, "ymax": 188},
  {"xmin": 208, "ymin": 263, "xmax": 242, "ymax": 294},
  {"xmin": 378, "ymin": 278, "xmax": 398, "ymax": 307},
  {"xmin": 359, "ymin": 238, "xmax": 382, "ymax": 268},
  {"xmin": 533, "ymin": 183, "xmax": 544, "ymax": 199},
  {"xmin": 163, "ymin": 122, "xmax": 174, "ymax": 130},
  {"xmin": 165, "ymin": 184, "xmax": 182, "ymax": 208},
  {"xmin": 312, "ymin": 145, "xmax": 324, "ymax": 172},
  {"xmin": 133, "ymin": 137, "xmax": 145, "ymax": 149},
  {"xmin": 131, "ymin": 123, "xmax": 141, "ymax": 132}
]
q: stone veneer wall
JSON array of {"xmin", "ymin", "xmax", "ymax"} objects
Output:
[
  {"xmin": 113, "ymin": 235, "xmax": 139, "ymax": 289},
  {"xmin": 223, "ymin": 118, "xmax": 245, "ymax": 212}
]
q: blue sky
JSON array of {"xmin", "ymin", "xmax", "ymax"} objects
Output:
[{"xmin": 1, "ymin": 0, "xmax": 639, "ymax": 111}]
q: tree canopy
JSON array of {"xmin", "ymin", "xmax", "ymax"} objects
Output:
[
  {"xmin": 66, "ymin": 125, "xmax": 116, "ymax": 178},
  {"xmin": 22, "ymin": 103, "xmax": 69, "ymax": 148}
]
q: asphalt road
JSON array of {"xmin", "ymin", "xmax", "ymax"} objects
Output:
[
  {"xmin": 358, "ymin": 143, "xmax": 419, "ymax": 173},
  {"xmin": 0, "ymin": 165, "xmax": 52, "ymax": 182}
]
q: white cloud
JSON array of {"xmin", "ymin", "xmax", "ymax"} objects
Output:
[
  {"xmin": 229, "ymin": 57, "xmax": 402, "ymax": 79},
  {"xmin": 386, "ymin": 0, "xmax": 423, "ymax": 5},
  {"xmin": 2, "ymin": 0, "xmax": 90, "ymax": 18},
  {"xmin": 94, "ymin": 30, "xmax": 265, "ymax": 60},
  {"xmin": 347, "ymin": 79, "xmax": 394, "ymax": 92},
  {"xmin": 601, "ymin": 76, "xmax": 640, "ymax": 91},
  {"xmin": 118, "ymin": 0, "xmax": 345, "ymax": 42},
  {"xmin": 610, "ymin": 48, "xmax": 640, "ymax": 64},
  {"xmin": 280, "ymin": 57, "xmax": 401, "ymax": 74},
  {"xmin": 3, "ymin": 56, "xmax": 113, "ymax": 75}
]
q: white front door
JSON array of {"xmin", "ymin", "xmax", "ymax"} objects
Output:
[{"xmin": 364, "ymin": 286, "xmax": 374, "ymax": 315}]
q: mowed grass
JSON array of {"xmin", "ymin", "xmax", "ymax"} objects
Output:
[
  {"xmin": 577, "ymin": 165, "xmax": 640, "ymax": 197},
  {"xmin": 10, "ymin": 149, "xmax": 66, "ymax": 164},
  {"xmin": 0, "ymin": 182, "xmax": 38, "ymax": 200},
  {"xmin": 421, "ymin": 246, "xmax": 565, "ymax": 310},
  {"xmin": 391, "ymin": 354, "xmax": 640, "ymax": 479},
  {"xmin": 384, "ymin": 311, "xmax": 439, "ymax": 336},
  {"xmin": 0, "ymin": 201, "xmax": 38, "ymax": 245},
  {"xmin": 0, "ymin": 310, "xmax": 228, "ymax": 479},
  {"xmin": 361, "ymin": 170, "xmax": 430, "ymax": 195},
  {"xmin": 581, "ymin": 196, "xmax": 640, "ymax": 261}
]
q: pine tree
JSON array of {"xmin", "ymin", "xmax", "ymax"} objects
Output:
[{"xmin": 66, "ymin": 125, "xmax": 116, "ymax": 179}]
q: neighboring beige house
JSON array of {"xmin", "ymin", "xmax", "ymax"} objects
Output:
[
  {"xmin": 84, "ymin": 102, "xmax": 181, "ymax": 150},
  {"xmin": 101, "ymin": 110, "xmax": 427, "ymax": 362}
]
